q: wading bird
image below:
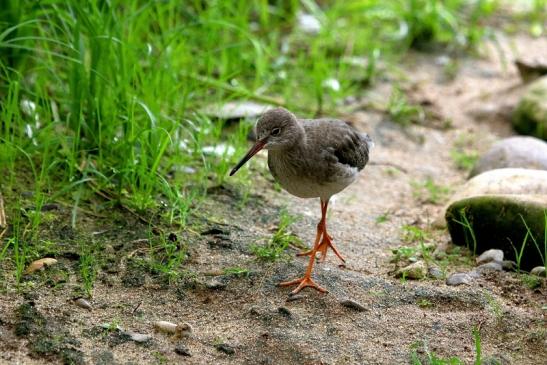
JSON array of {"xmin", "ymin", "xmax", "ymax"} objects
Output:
[{"xmin": 230, "ymin": 108, "xmax": 372, "ymax": 294}]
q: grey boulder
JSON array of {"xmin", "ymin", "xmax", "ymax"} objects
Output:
[{"xmin": 470, "ymin": 137, "xmax": 547, "ymax": 178}]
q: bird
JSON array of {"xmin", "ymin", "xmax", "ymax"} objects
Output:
[{"xmin": 230, "ymin": 107, "xmax": 372, "ymax": 294}]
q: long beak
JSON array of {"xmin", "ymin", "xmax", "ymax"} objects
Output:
[{"xmin": 229, "ymin": 139, "xmax": 267, "ymax": 176}]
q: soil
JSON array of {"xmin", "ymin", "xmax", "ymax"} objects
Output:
[{"xmin": 1, "ymin": 33, "xmax": 546, "ymax": 365}]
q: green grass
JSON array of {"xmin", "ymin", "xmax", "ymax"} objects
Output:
[
  {"xmin": 0, "ymin": 0, "xmax": 506, "ymax": 286},
  {"xmin": 450, "ymin": 149, "xmax": 479, "ymax": 171},
  {"xmin": 251, "ymin": 209, "xmax": 302, "ymax": 262},
  {"xmin": 412, "ymin": 178, "xmax": 451, "ymax": 205},
  {"xmin": 452, "ymin": 208, "xmax": 478, "ymax": 256},
  {"xmin": 388, "ymin": 86, "xmax": 425, "ymax": 126}
]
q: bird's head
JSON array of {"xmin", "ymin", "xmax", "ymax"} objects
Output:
[{"xmin": 230, "ymin": 107, "xmax": 302, "ymax": 176}]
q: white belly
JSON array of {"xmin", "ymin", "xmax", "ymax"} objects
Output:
[{"xmin": 275, "ymin": 171, "xmax": 358, "ymax": 200}]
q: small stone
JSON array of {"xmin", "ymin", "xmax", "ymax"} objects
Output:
[
  {"xmin": 340, "ymin": 299, "xmax": 367, "ymax": 312},
  {"xmin": 446, "ymin": 273, "xmax": 473, "ymax": 286},
  {"xmin": 530, "ymin": 266, "xmax": 546, "ymax": 277},
  {"xmin": 41, "ymin": 203, "xmax": 59, "ymax": 211},
  {"xmin": 125, "ymin": 331, "xmax": 152, "ymax": 343},
  {"xmin": 174, "ymin": 344, "xmax": 191, "ymax": 357},
  {"xmin": 476, "ymin": 249, "xmax": 504, "ymax": 265},
  {"xmin": 73, "ymin": 298, "xmax": 92, "ymax": 311},
  {"xmin": 277, "ymin": 307, "xmax": 292, "ymax": 317},
  {"xmin": 427, "ymin": 266, "xmax": 444, "ymax": 279},
  {"xmin": 476, "ymin": 261, "xmax": 503, "ymax": 273},
  {"xmin": 205, "ymin": 279, "xmax": 226, "ymax": 290},
  {"xmin": 396, "ymin": 261, "xmax": 427, "ymax": 280},
  {"xmin": 286, "ymin": 294, "xmax": 305, "ymax": 302},
  {"xmin": 215, "ymin": 343, "xmax": 235, "ymax": 355}
]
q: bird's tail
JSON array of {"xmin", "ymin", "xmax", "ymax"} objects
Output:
[{"xmin": 362, "ymin": 133, "xmax": 375, "ymax": 150}]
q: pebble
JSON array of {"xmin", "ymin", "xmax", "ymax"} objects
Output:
[
  {"xmin": 446, "ymin": 273, "xmax": 473, "ymax": 286},
  {"xmin": 125, "ymin": 331, "xmax": 152, "ymax": 343},
  {"xmin": 427, "ymin": 266, "xmax": 444, "ymax": 279},
  {"xmin": 277, "ymin": 307, "xmax": 292, "ymax": 317},
  {"xmin": 174, "ymin": 344, "xmax": 191, "ymax": 357},
  {"xmin": 396, "ymin": 261, "xmax": 427, "ymax": 280},
  {"xmin": 286, "ymin": 294, "xmax": 305, "ymax": 302},
  {"xmin": 340, "ymin": 299, "xmax": 367, "ymax": 312},
  {"xmin": 476, "ymin": 261, "xmax": 503, "ymax": 273},
  {"xmin": 530, "ymin": 266, "xmax": 546, "ymax": 277},
  {"xmin": 476, "ymin": 249, "xmax": 504, "ymax": 265},
  {"xmin": 215, "ymin": 343, "xmax": 235, "ymax": 355},
  {"xmin": 205, "ymin": 279, "xmax": 227, "ymax": 290},
  {"xmin": 73, "ymin": 298, "xmax": 92, "ymax": 311}
]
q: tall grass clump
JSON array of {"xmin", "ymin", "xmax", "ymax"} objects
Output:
[{"xmin": 0, "ymin": 0, "xmax": 500, "ymax": 229}]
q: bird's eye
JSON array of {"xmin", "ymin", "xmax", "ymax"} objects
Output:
[{"xmin": 271, "ymin": 128, "xmax": 281, "ymax": 136}]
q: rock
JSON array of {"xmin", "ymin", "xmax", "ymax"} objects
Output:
[
  {"xmin": 513, "ymin": 76, "xmax": 547, "ymax": 140},
  {"xmin": 73, "ymin": 298, "xmax": 92, "ymax": 311},
  {"xmin": 435, "ymin": 168, "xmax": 547, "ymax": 227},
  {"xmin": 215, "ymin": 343, "xmax": 235, "ymax": 355},
  {"xmin": 446, "ymin": 194, "xmax": 547, "ymax": 270},
  {"xmin": 340, "ymin": 299, "xmax": 367, "ymax": 312},
  {"xmin": 200, "ymin": 101, "xmax": 272, "ymax": 120},
  {"xmin": 476, "ymin": 261, "xmax": 503, "ymax": 273},
  {"xmin": 125, "ymin": 331, "xmax": 152, "ymax": 343},
  {"xmin": 174, "ymin": 344, "xmax": 191, "ymax": 357},
  {"xmin": 450, "ymin": 169, "xmax": 547, "ymax": 205},
  {"xmin": 277, "ymin": 307, "xmax": 292, "ymax": 317},
  {"xmin": 476, "ymin": 249, "xmax": 504, "ymax": 265},
  {"xmin": 427, "ymin": 266, "xmax": 444, "ymax": 279},
  {"xmin": 396, "ymin": 261, "xmax": 427, "ymax": 280},
  {"xmin": 470, "ymin": 137, "xmax": 547, "ymax": 177},
  {"xmin": 446, "ymin": 273, "xmax": 473, "ymax": 286},
  {"xmin": 205, "ymin": 279, "xmax": 226, "ymax": 290},
  {"xmin": 530, "ymin": 266, "xmax": 546, "ymax": 277},
  {"xmin": 286, "ymin": 294, "xmax": 305, "ymax": 302}
]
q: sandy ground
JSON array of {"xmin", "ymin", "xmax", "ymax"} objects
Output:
[{"xmin": 1, "ymin": 33, "xmax": 546, "ymax": 365}]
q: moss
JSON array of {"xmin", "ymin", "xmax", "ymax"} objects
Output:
[
  {"xmin": 446, "ymin": 195, "xmax": 546, "ymax": 270},
  {"xmin": 513, "ymin": 77, "xmax": 547, "ymax": 140}
]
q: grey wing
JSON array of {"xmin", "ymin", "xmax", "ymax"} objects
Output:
[{"xmin": 320, "ymin": 121, "xmax": 372, "ymax": 171}]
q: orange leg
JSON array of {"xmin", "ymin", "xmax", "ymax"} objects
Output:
[
  {"xmin": 280, "ymin": 199, "xmax": 332, "ymax": 295},
  {"xmin": 297, "ymin": 199, "xmax": 345, "ymax": 263}
]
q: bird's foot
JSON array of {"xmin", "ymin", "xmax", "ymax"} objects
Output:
[
  {"xmin": 296, "ymin": 236, "xmax": 345, "ymax": 263},
  {"xmin": 312, "ymin": 233, "xmax": 346, "ymax": 263},
  {"xmin": 278, "ymin": 275, "xmax": 327, "ymax": 295}
]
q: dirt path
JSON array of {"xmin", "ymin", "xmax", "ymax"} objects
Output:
[{"xmin": 1, "ymin": 34, "xmax": 546, "ymax": 365}]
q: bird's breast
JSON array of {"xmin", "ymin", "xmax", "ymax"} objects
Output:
[{"xmin": 267, "ymin": 150, "xmax": 358, "ymax": 200}]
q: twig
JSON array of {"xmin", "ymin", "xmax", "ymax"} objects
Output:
[
  {"xmin": 0, "ymin": 192, "xmax": 6, "ymax": 229},
  {"xmin": 131, "ymin": 301, "xmax": 143, "ymax": 315}
]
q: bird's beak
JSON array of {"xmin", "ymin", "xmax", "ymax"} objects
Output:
[{"xmin": 229, "ymin": 138, "xmax": 267, "ymax": 176}]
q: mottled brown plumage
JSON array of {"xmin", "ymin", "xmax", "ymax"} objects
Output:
[{"xmin": 230, "ymin": 107, "xmax": 372, "ymax": 294}]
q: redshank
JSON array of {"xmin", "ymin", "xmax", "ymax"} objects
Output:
[{"xmin": 230, "ymin": 108, "xmax": 372, "ymax": 294}]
